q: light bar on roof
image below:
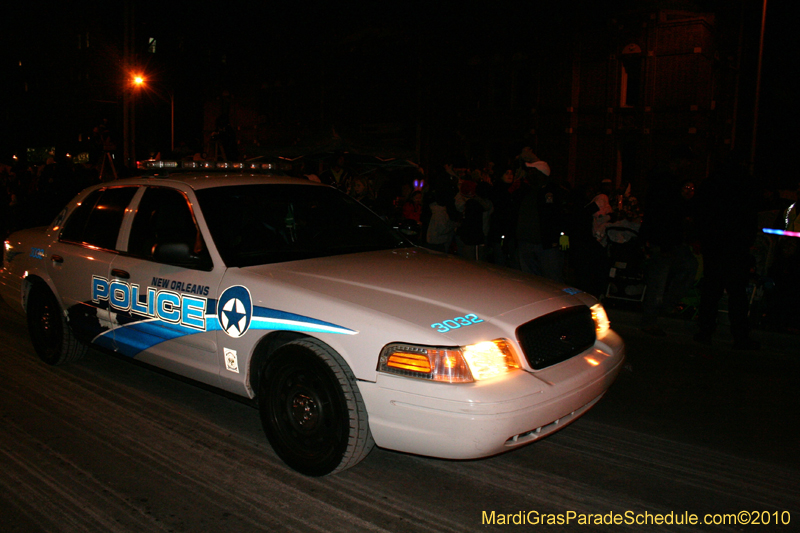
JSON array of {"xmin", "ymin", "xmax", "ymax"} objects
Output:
[
  {"xmin": 141, "ymin": 160, "xmax": 279, "ymax": 173},
  {"xmin": 213, "ymin": 162, "xmax": 246, "ymax": 170},
  {"xmin": 248, "ymin": 162, "xmax": 275, "ymax": 170},
  {"xmin": 139, "ymin": 160, "xmax": 179, "ymax": 169}
]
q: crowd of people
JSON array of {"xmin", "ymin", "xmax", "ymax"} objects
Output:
[
  {"xmin": 3, "ymin": 146, "xmax": 799, "ymax": 346},
  {"xmin": 351, "ymin": 147, "xmax": 642, "ymax": 295},
  {"xmin": 1, "ymin": 157, "xmax": 102, "ymax": 240},
  {"xmin": 337, "ymin": 146, "xmax": 798, "ymax": 347}
]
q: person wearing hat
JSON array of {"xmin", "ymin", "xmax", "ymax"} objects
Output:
[
  {"xmin": 518, "ymin": 147, "xmax": 551, "ymax": 179},
  {"xmin": 513, "ymin": 151, "xmax": 566, "ymax": 282}
]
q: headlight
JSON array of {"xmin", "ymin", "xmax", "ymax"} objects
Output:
[
  {"xmin": 378, "ymin": 339, "xmax": 519, "ymax": 383},
  {"xmin": 590, "ymin": 303, "xmax": 610, "ymax": 338}
]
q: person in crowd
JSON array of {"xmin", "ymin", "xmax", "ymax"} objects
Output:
[
  {"xmin": 478, "ymin": 161, "xmax": 495, "ymax": 184},
  {"xmin": 514, "ymin": 161, "xmax": 544, "ymax": 275},
  {"xmin": 292, "ymin": 160, "xmax": 321, "ymax": 183},
  {"xmin": 319, "ymin": 153, "xmax": 354, "ymax": 192},
  {"xmin": 660, "ymin": 178, "xmax": 701, "ymax": 315},
  {"xmin": 638, "ymin": 146, "xmax": 699, "ymax": 336},
  {"xmin": 455, "ymin": 180, "xmax": 493, "ymax": 261},
  {"xmin": 36, "ymin": 155, "xmax": 77, "ymax": 225},
  {"xmin": 693, "ymin": 155, "xmax": 760, "ymax": 349},
  {"xmin": 476, "ymin": 181, "xmax": 495, "ymax": 250},
  {"xmin": 420, "ymin": 160, "xmax": 461, "ymax": 243},
  {"xmin": 487, "ymin": 169, "xmax": 520, "ymax": 267},
  {"xmin": 425, "ymin": 186, "xmax": 459, "ymax": 254},
  {"xmin": 590, "ymin": 179, "xmax": 614, "ymax": 245},
  {"xmin": 392, "ymin": 180, "xmax": 414, "ymax": 217},
  {"xmin": 513, "ymin": 152, "xmax": 566, "ymax": 282},
  {"xmin": 212, "ymin": 114, "xmax": 239, "ymax": 161},
  {"xmin": 568, "ymin": 184, "xmax": 610, "ymax": 298},
  {"xmin": 517, "ymin": 147, "xmax": 550, "ymax": 178},
  {"xmin": 537, "ymin": 177, "xmax": 570, "ymax": 283},
  {"xmin": 402, "ymin": 190, "xmax": 423, "ymax": 223},
  {"xmin": 349, "ymin": 176, "xmax": 375, "ymax": 210},
  {"xmin": 442, "ymin": 160, "xmax": 466, "ymax": 194}
]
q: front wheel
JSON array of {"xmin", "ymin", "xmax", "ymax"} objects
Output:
[
  {"xmin": 259, "ymin": 339, "xmax": 374, "ymax": 476},
  {"xmin": 26, "ymin": 283, "xmax": 87, "ymax": 365}
]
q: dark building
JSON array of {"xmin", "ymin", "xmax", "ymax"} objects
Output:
[
  {"xmin": 543, "ymin": 8, "xmax": 725, "ymax": 193},
  {"xmin": 416, "ymin": 8, "xmax": 730, "ymax": 195}
]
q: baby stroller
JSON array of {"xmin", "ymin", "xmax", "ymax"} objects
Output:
[{"xmin": 604, "ymin": 225, "xmax": 647, "ymax": 302}]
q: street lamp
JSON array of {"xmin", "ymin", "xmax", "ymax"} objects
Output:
[{"xmin": 130, "ymin": 74, "xmax": 175, "ymax": 153}]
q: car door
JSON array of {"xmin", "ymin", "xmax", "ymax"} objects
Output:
[
  {"xmin": 109, "ymin": 184, "xmax": 224, "ymax": 386},
  {"xmin": 48, "ymin": 186, "xmax": 139, "ymax": 349}
]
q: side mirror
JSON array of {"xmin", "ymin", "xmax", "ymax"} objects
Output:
[{"xmin": 153, "ymin": 242, "xmax": 198, "ymax": 267}]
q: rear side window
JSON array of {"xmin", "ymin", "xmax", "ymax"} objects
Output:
[
  {"xmin": 127, "ymin": 186, "xmax": 211, "ymax": 269},
  {"xmin": 60, "ymin": 187, "xmax": 137, "ymax": 250}
]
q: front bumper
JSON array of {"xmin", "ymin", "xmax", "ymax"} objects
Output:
[{"xmin": 359, "ymin": 331, "xmax": 624, "ymax": 460}]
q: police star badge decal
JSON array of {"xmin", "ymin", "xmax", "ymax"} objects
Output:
[{"xmin": 217, "ymin": 285, "xmax": 253, "ymax": 338}]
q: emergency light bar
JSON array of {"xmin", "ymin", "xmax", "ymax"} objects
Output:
[{"xmin": 138, "ymin": 160, "xmax": 278, "ymax": 172}]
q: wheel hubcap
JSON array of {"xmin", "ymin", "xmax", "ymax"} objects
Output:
[
  {"xmin": 41, "ymin": 305, "xmax": 53, "ymax": 332},
  {"xmin": 290, "ymin": 392, "xmax": 320, "ymax": 431}
]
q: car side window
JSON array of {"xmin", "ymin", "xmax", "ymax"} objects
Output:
[
  {"xmin": 60, "ymin": 187, "xmax": 137, "ymax": 250},
  {"xmin": 128, "ymin": 187, "xmax": 210, "ymax": 269}
]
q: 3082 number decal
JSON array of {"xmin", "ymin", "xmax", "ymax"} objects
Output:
[{"xmin": 431, "ymin": 314, "xmax": 484, "ymax": 333}]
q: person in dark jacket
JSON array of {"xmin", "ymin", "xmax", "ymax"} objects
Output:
[
  {"xmin": 515, "ymin": 158, "xmax": 566, "ymax": 283},
  {"xmin": 319, "ymin": 153, "xmax": 354, "ymax": 192},
  {"xmin": 487, "ymin": 169, "xmax": 520, "ymax": 267},
  {"xmin": 456, "ymin": 180, "xmax": 484, "ymax": 260},
  {"xmin": 639, "ymin": 147, "xmax": 699, "ymax": 336},
  {"xmin": 693, "ymin": 157, "xmax": 760, "ymax": 350}
]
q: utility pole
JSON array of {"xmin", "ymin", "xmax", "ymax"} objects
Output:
[
  {"xmin": 750, "ymin": 0, "xmax": 767, "ymax": 175},
  {"xmin": 123, "ymin": 0, "xmax": 136, "ymax": 169},
  {"xmin": 730, "ymin": 0, "xmax": 745, "ymax": 153}
]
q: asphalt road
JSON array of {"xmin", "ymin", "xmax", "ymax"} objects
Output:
[{"xmin": 1, "ymin": 295, "xmax": 798, "ymax": 532}]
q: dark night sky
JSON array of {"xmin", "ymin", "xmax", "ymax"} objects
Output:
[{"xmin": 3, "ymin": 0, "xmax": 796, "ymax": 183}]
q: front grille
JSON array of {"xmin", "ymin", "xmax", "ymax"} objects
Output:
[{"xmin": 516, "ymin": 306, "xmax": 596, "ymax": 370}]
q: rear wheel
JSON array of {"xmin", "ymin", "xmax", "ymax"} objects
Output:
[
  {"xmin": 26, "ymin": 283, "xmax": 87, "ymax": 365},
  {"xmin": 259, "ymin": 339, "xmax": 374, "ymax": 476}
]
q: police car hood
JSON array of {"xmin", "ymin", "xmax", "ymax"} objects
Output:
[{"xmin": 241, "ymin": 248, "xmax": 571, "ymax": 325}]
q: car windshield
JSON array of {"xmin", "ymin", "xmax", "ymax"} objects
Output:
[{"xmin": 196, "ymin": 184, "xmax": 412, "ymax": 267}]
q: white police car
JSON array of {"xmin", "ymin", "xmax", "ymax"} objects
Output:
[{"xmin": 1, "ymin": 161, "xmax": 624, "ymax": 476}]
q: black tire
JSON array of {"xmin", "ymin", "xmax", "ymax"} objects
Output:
[
  {"xmin": 27, "ymin": 283, "xmax": 87, "ymax": 365},
  {"xmin": 259, "ymin": 339, "xmax": 374, "ymax": 476}
]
